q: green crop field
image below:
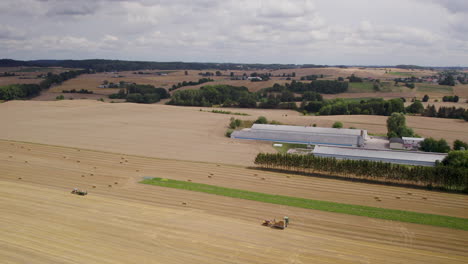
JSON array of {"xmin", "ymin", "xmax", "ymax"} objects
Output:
[
  {"xmin": 389, "ymin": 72, "xmax": 416, "ymax": 76},
  {"xmin": 349, "ymin": 82, "xmax": 375, "ymax": 92},
  {"xmin": 141, "ymin": 177, "xmax": 468, "ymax": 230},
  {"xmin": 349, "ymin": 81, "xmax": 393, "ymax": 93},
  {"xmin": 417, "ymin": 84, "xmax": 453, "ymax": 94}
]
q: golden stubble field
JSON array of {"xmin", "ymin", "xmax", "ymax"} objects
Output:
[
  {"xmin": 1, "ymin": 140, "xmax": 467, "ymax": 264},
  {"xmin": 1, "ymin": 100, "xmax": 466, "ymax": 160},
  {"xmin": 0, "ymin": 100, "xmax": 274, "ymax": 166}
]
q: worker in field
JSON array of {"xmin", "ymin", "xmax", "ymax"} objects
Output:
[{"xmin": 284, "ymin": 216, "xmax": 289, "ymax": 227}]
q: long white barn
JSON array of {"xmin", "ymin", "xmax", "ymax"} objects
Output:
[
  {"xmin": 313, "ymin": 145, "xmax": 447, "ymax": 166},
  {"xmin": 231, "ymin": 124, "xmax": 367, "ymax": 147}
]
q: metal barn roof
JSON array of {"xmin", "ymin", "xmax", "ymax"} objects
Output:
[
  {"xmin": 389, "ymin": 137, "xmax": 404, "ymax": 143},
  {"xmin": 402, "ymin": 137, "xmax": 425, "ymax": 141},
  {"xmin": 251, "ymin": 124, "xmax": 366, "ymax": 136},
  {"xmin": 231, "ymin": 128, "xmax": 361, "ymax": 146},
  {"xmin": 313, "ymin": 145, "xmax": 447, "ymax": 166}
]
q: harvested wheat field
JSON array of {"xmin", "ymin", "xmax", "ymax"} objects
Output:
[
  {"xmin": 1, "ymin": 140, "xmax": 468, "ymax": 263},
  {"xmin": 1, "ymin": 101, "xmax": 467, "ymax": 160},
  {"xmin": 0, "ymin": 100, "xmax": 274, "ymax": 166}
]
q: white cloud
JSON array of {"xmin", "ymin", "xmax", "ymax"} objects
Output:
[{"xmin": 0, "ymin": 0, "xmax": 466, "ymax": 65}]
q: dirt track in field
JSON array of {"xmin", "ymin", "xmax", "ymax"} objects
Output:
[{"xmin": 1, "ymin": 140, "xmax": 468, "ymax": 264}]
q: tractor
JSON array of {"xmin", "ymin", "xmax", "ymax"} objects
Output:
[{"xmin": 71, "ymin": 188, "xmax": 88, "ymax": 196}]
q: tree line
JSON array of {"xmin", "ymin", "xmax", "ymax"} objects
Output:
[
  {"xmin": 0, "ymin": 69, "xmax": 90, "ymax": 100},
  {"xmin": 254, "ymin": 153, "xmax": 468, "ymax": 192},
  {"xmin": 167, "ymin": 85, "xmax": 253, "ymax": 107},
  {"xmin": 422, "ymin": 105, "xmax": 468, "ymax": 121},
  {"xmin": 169, "ymin": 78, "xmax": 213, "ymax": 91},
  {"xmin": 303, "ymin": 98, "xmax": 405, "ymax": 116},
  {"xmin": 109, "ymin": 83, "xmax": 170, "ymax": 104},
  {"xmin": 167, "ymin": 84, "xmax": 326, "ymax": 108},
  {"xmin": 62, "ymin": 89, "xmax": 93, "ymax": 94}
]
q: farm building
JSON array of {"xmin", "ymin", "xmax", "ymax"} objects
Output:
[
  {"xmin": 231, "ymin": 124, "xmax": 367, "ymax": 147},
  {"xmin": 389, "ymin": 137, "xmax": 404, "ymax": 149},
  {"xmin": 403, "ymin": 137, "xmax": 425, "ymax": 149},
  {"xmin": 313, "ymin": 145, "xmax": 447, "ymax": 167}
]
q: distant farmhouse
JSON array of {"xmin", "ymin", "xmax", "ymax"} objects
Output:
[
  {"xmin": 402, "ymin": 137, "xmax": 425, "ymax": 150},
  {"xmin": 231, "ymin": 124, "xmax": 367, "ymax": 147}
]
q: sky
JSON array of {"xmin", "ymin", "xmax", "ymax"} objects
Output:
[{"xmin": 0, "ymin": 0, "xmax": 467, "ymax": 66}]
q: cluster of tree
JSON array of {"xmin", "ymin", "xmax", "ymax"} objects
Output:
[
  {"xmin": 254, "ymin": 153, "xmax": 468, "ymax": 192},
  {"xmin": 394, "ymin": 76, "xmax": 419, "ymax": 83},
  {"xmin": 442, "ymin": 150, "xmax": 468, "ymax": 169},
  {"xmin": 276, "ymin": 72, "xmax": 296, "ymax": 78},
  {"xmin": 303, "ymin": 98, "xmax": 405, "ymax": 116},
  {"xmin": 456, "ymin": 74, "xmax": 467, "ymax": 84},
  {"xmin": 406, "ymin": 100, "xmax": 425, "ymax": 114},
  {"xmin": 419, "ymin": 139, "xmax": 468, "ymax": 154},
  {"xmin": 0, "ymin": 72, "xmax": 16, "ymax": 77},
  {"xmin": 167, "ymin": 85, "xmax": 253, "ymax": 107},
  {"xmin": 62, "ymin": 89, "xmax": 93, "ymax": 94},
  {"xmin": 393, "ymin": 77, "xmax": 418, "ymax": 89},
  {"xmin": 423, "ymin": 105, "xmax": 468, "ymax": 121},
  {"xmin": 387, "ymin": 112, "xmax": 415, "ymax": 138},
  {"xmin": 169, "ymin": 78, "xmax": 213, "ymax": 91},
  {"xmin": 168, "ymin": 84, "xmax": 322, "ymax": 109},
  {"xmin": 332, "ymin": 121, "xmax": 343, "ymax": 128},
  {"xmin": 109, "ymin": 84, "xmax": 170, "ymax": 104},
  {"xmin": 0, "ymin": 84, "xmax": 42, "ymax": 100},
  {"xmin": 249, "ymin": 72, "xmax": 271, "ymax": 81},
  {"xmin": 199, "ymin": 72, "xmax": 215, "ymax": 77},
  {"xmin": 442, "ymin": 95, "xmax": 459, "ymax": 102},
  {"xmin": 454, "ymin": 140, "xmax": 468, "ymax": 151},
  {"xmin": 439, "ymin": 74, "xmax": 456, "ymax": 86},
  {"xmin": 419, "ymin": 138, "xmax": 451, "ymax": 153},
  {"xmin": 100, "ymin": 80, "xmax": 122, "ymax": 88},
  {"xmin": 264, "ymin": 80, "xmax": 348, "ymax": 94},
  {"xmin": 347, "ymin": 74, "xmax": 363, "ymax": 82},
  {"xmin": 254, "ymin": 90, "xmax": 322, "ymax": 109},
  {"xmin": 300, "ymin": 75, "xmax": 323, "ymax": 81}
]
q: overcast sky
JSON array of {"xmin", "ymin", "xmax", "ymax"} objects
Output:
[{"xmin": 1, "ymin": 0, "xmax": 467, "ymax": 66}]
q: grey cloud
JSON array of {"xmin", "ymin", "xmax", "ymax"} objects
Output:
[
  {"xmin": 431, "ymin": 0, "xmax": 468, "ymax": 13},
  {"xmin": 0, "ymin": 0, "xmax": 466, "ymax": 65},
  {"xmin": 0, "ymin": 25, "xmax": 25, "ymax": 40}
]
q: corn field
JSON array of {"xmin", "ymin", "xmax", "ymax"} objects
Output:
[{"xmin": 255, "ymin": 153, "xmax": 468, "ymax": 192}]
